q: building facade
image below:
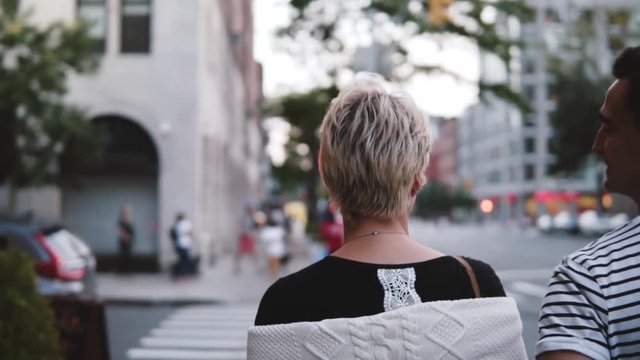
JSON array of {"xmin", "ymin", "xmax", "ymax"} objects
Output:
[
  {"xmin": 457, "ymin": 0, "xmax": 640, "ymax": 222},
  {"xmin": 7, "ymin": 0, "xmax": 264, "ymax": 270},
  {"xmin": 428, "ymin": 117, "xmax": 458, "ymax": 189}
]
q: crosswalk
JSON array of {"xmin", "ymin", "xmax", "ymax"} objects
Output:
[{"xmin": 126, "ymin": 304, "xmax": 257, "ymax": 360}]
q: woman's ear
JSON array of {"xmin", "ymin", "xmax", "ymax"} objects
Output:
[{"xmin": 411, "ymin": 171, "xmax": 427, "ymax": 197}]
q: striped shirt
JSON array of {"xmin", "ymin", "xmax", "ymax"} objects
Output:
[{"xmin": 536, "ymin": 216, "xmax": 640, "ymax": 359}]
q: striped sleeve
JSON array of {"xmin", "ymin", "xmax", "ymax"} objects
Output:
[{"xmin": 536, "ymin": 257, "xmax": 609, "ymax": 360}]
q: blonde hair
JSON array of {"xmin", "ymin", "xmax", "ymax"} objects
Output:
[{"xmin": 319, "ymin": 73, "xmax": 431, "ymax": 220}]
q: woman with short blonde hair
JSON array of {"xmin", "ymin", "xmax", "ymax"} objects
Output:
[
  {"xmin": 319, "ymin": 75, "xmax": 431, "ymax": 223},
  {"xmin": 249, "ymin": 74, "xmax": 526, "ymax": 359}
]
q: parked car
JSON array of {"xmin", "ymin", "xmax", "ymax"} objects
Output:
[
  {"xmin": 0, "ymin": 220, "xmax": 96, "ymax": 298},
  {"xmin": 552, "ymin": 211, "xmax": 580, "ymax": 234},
  {"xmin": 578, "ymin": 210, "xmax": 630, "ymax": 237},
  {"xmin": 536, "ymin": 214, "xmax": 553, "ymax": 233}
]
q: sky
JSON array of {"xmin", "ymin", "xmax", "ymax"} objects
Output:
[{"xmin": 253, "ymin": 0, "xmax": 481, "ymax": 164}]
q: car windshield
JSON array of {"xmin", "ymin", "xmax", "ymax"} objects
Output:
[{"xmin": 44, "ymin": 229, "xmax": 84, "ymax": 262}]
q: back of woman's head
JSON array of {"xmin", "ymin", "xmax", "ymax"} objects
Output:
[{"xmin": 319, "ymin": 73, "xmax": 431, "ymax": 221}]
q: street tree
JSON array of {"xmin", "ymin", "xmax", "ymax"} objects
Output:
[
  {"xmin": 279, "ymin": 0, "xmax": 532, "ymax": 109},
  {"xmin": 269, "ymin": 0, "xmax": 532, "ymax": 218},
  {"xmin": 548, "ymin": 8, "xmax": 636, "ymax": 175},
  {"xmin": 0, "ymin": 0, "xmax": 104, "ymax": 214},
  {"xmin": 269, "ymin": 86, "xmax": 338, "ymax": 217},
  {"xmin": 548, "ymin": 64, "xmax": 608, "ymax": 175},
  {"xmin": 414, "ymin": 180, "xmax": 476, "ymax": 219}
]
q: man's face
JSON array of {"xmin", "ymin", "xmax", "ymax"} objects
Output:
[{"xmin": 592, "ymin": 79, "xmax": 640, "ymax": 202}]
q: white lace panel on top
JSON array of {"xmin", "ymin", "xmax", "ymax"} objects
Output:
[{"xmin": 377, "ymin": 267, "xmax": 422, "ymax": 312}]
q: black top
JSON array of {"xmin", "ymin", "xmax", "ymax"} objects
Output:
[
  {"xmin": 118, "ymin": 220, "xmax": 134, "ymax": 244},
  {"xmin": 255, "ymin": 255, "xmax": 505, "ymax": 326}
]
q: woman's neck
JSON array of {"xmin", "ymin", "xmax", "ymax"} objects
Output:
[
  {"xmin": 343, "ymin": 216, "xmax": 409, "ymax": 244},
  {"xmin": 333, "ymin": 214, "xmax": 444, "ymax": 264}
]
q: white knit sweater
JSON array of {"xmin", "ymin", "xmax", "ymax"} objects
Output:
[{"xmin": 247, "ymin": 297, "xmax": 527, "ymax": 360}]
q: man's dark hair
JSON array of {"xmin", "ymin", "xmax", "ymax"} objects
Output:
[{"xmin": 613, "ymin": 46, "xmax": 640, "ymax": 128}]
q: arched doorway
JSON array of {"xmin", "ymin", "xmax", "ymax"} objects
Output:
[{"xmin": 62, "ymin": 115, "xmax": 160, "ymax": 271}]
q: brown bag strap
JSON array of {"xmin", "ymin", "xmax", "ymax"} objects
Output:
[{"xmin": 455, "ymin": 256, "xmax": 480, "ymax": 298}]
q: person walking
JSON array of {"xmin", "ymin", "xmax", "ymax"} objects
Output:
[
  {"xmin": 171, "ymin": 212, "xmax": 195, "ymax": 278},
  {"xmin": 536, "ymin": 47, "xmax": 640, "ymax": 360},
  {"xmin": 247, "ymin": 73, "xmax": 526, "ymax": 359},
  {"xmin": 319, "ymin": 202, "xmax": 344, "ymax": 254},
  {"xmin": 258, "ymin": 210, "xmax": 287, "ymax": 280},
  {"xmin": 234, "ymin": 205, "xmax": 258, "ymax": 273},
  {"xmin": 117, "ymin": 204, "xmax": 135, "ymax": 274}
]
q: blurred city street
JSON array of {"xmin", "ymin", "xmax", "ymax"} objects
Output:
[
  {"xmin": 3, "ymin": 1, "xmax": 640, "ymax": 360},
  {"xmin": 105, "ymin": 218, "xmax": 596, "ymax": 360}
]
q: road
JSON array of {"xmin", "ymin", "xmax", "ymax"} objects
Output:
[{"xmin": 107, "ymin": 221, "xmax": 597, "ymax": 360}]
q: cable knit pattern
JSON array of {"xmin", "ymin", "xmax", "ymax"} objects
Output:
[
  {"xmin": 348, "ymin": 318, "xmax": 371, "ymax": 360},
  {"xmin": 247, "ymin": 297, "xmax": 528, "ymax": 360},
  {"xmin": 399, "ymin": 305, "xmax": 420, "ymax": 360}
]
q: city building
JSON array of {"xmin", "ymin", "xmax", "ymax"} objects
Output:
[
  {"xmin": 457, "ymin": 0, "xmax": 640, "ymax": 222},
  {"xmin": 427, "ymin": 117, "xmax": 458, "ymax": 189},
  {"xmin": 1, "ymin": 0, "xmax": 264, "ymax": 270}
]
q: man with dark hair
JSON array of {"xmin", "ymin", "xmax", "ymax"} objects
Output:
[{"xmin": 536, "ymin": 47, "xmax": 640, "ymax": 359}]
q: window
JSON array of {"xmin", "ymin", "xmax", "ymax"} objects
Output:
[
  {"xmin": 121, "ymin": 0, "xmax": 151, "ymax": 53},
  {"xmin": 545, "ymin": 8, "xmax": 560, "ymax": 23},
  {"xmin": 489, "ymin": 171, "xmax": 501, "ymax": 184},
  {"xmin": 524, "ymin": 114, "xmax": 536, "ymax": 127},
  {"xmin": 523, "ymin": 85, "xmax": 535, "ymax": 101},
  {"xmin": 522, "ymin": 58, "xmax": 535, "ymax": 74},
  {"xmin": 525, "ymin": 164, "xmax": 535, "ymax": 180},
  {"xmin": 78, "ymin": 0, "xmax": 107, "ymax": 53},
  {"xmin": 524, "ymin": 137, "xmax": 535, "ymax": 153},
  {"xmin": 490, "ymin": 146, "xmax": 501, "ymax": 160}
]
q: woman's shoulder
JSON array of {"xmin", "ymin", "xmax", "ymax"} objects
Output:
[
  {"xmin": 460, "ymin": 256, "xmax": 506, "ymax": 298},
  {"xmin": 461, "ymin": 257, "xmax": 498, "ymax": 274},
  {"xmin": 254, "ymin": 258, "xmax": 336, "ymax": 325}
]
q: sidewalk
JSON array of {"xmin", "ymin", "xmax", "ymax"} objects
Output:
[{"xmin": 96, "ymin": 248, "xmax": 318, "ymax": 305}]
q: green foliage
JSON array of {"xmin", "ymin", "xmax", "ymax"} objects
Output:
[
  {"xmin": 0, "ymin": 3, "xmax": 104, "ymax": 195},
  {"xmin": 0, "ymin": 0, "xmax": 19, "ymax": 17},
  {"xmin": 414, "ymin": 180, "xmax": 476, "ymax": 218},
  {"xmin": 0, "ymin": 249, "xmax": 61, "ymax": 360},
  {"xmin": 544, "ymin": 6, "xmax": 635, "ymax": 176},
  {"xmin": 269, "ymin": 86, "xmax": 338, "ymax": 213},
  {"xmin": 281, "ymin": 0, "xmax": 533, "ymax": 111},
  {"xmin": 270, "ymin": 0, "xmax": 534, "ymax": 199},
  {"xmin": 548, "ymin": 64, "xmax": 608, "ymax": 175}
]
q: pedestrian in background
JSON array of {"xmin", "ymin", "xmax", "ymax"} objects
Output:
[
  {"xmin": 171, "ymin": 212, "xmax": 195, "ymax": 279},
  {"xmin": 536, "ymin": 46, "xmax": 640, "ymax": 360},
  {"xmin": 319, "ymin": 202, "xmax": 343, "ymax": 254},
  {"xmin": 248, "ymin": 73, "xmax": 526, "ymax": 359},
  {"xmin": 117, "ymin": 204, "xmax": 135, "ymax": 274},
  {"xmin": 234, "ymin": 205, "xmax": 258, "ymax": 273},
  {"xmin": 258, "ymin": 210, "xmax": 286, "ymax": 280}
]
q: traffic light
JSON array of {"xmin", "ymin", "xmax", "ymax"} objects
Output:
[{"xmin": 429, "ymin": 0, "xmax": 453, "ymax": 26}]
